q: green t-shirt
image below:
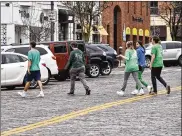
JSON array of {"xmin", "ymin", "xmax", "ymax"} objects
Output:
[
  {"xmin": 67, "ymin": 49, "xmax": 85, "ymax": 68},
  {"xmin": 125, "ymin": 49, "xmax": 139, "ymax": 72},
  {"xmin": 151, "ymin": 44, "xmax": 163, "ymax": 67},
  {"xmin": 28, "ymin": 49, "xmax": 40, "ymax": 71}
]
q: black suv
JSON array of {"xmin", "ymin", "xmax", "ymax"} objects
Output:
[
  {"xmin": 91, "ymin": 44, "xmax": 119, "ymax": 75},
  {"xmin": 85, "ymin": 44, "xmax": 108, "ymax": 78}
]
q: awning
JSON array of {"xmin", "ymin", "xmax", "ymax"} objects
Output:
[
  {"xmin": 95, "ymin": 25, "xmax": 108, "ymax": 35},
  {"xmin": 126, "ymin": 27, "xmax": 131, "ymax": 35},
  {"xmin": 139, "ymin": 29, "xmax": 143, "ymax": 36},
  {"xmin": 145, "ymin": 29, "xmax": 150, "ymax": 37},
  {"xmin": 132, "ymin": 28, "xmax": 137, "ymax": 35},
  {"xmin": 59, "ymin": 9, "xmax": 74, "ymax": 16}
]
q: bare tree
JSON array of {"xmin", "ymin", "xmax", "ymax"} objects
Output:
[
  {"xmin": 19, "ymin": 2, "xmax": 52, "ymax": 42},
  {"xmin": 158, "ymin": 2, "xmax": 182, "ymax": 41},
  {"xmin": 62, "ymin": 2, "xmax": 113, "ymax": 42}
]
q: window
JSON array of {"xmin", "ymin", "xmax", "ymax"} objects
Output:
[
  {"xmin": 86, "ymin": 47, "xmax": 96, "ymax": 53},
  {"xmin": 175, "ymin": 43, "xmax": 181, "ymax": 48},
  {"xmin": 98, "ymin": 46, "xmax": 108, "ymax": 52},
  {"xmin": 36, "ymin": 47, "xmax": 47, "ymax": 55},
  {"xmin": 161, "ymin": 43, "xmax": 166, "ymax": 50},
  {"xmin": 5, "ymin": 54, "xmax": 21, "ymax": 64},
  {"xmin": 54, "ymin": 44, "xmax": 67, "ymax": 53},
  {"xmin": 166, "ymin": 43, "xmax": 175, "ymax": 49},
  {"xmin": 13, "ymin": 47, "xmax": 29, "ymax": 56},
  {"xmin": 19, "ymin": 56, "xmax": 28, "ymax": 62},
  {"xmin": 150, "ymin": 1, "xmax": 158, "ymax": 15},
  {"xmin": 6, "ymin": 48, "xmax": 15, "ymax": 53}
]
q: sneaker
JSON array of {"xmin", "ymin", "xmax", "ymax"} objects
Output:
[
  {"xmin": 18, "ymin": 91, "xmax": 27, "ymax": 98},
  {"xmin": 37, "ymin": 91, "xmax": 44, "ymax": 98},
  {"xmin": 131, "ymin": 89, "xmax": 139, "ymax": 95},
  {"xmin": 147, "ymin": 86, "xmax": 153, "ymax": 93},
  {"xmin": 117, "ymin": 90, "xmax": 125, "ymax": 96},
  {"xmin": 67, "ymin": 92, "xmax": 74, "ymax": 95},
  {"xmin": 86, "ymin": 89, "xmax": 91, "ymax": 95},
  {"xmin": 149, "ymin": 91, "xmax": 157, "ymax": 95},
  {"xmin": 138, "ymin": 88, "xmax": 145, "ymax": 96},
  {"xmin": 166, "ymin": 85, "xmax": 171, "ymax": 95}
]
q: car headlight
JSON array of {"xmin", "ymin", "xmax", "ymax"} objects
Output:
[
  {"xmin": 114, "ymin": 50, "xmax": 117, "ymax": 55},
  {"xmin": 103, "ymin": 52, "xmax": 106, "ymax": 56}
]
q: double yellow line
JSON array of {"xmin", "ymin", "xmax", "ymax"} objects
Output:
[{"xmin": 1, "ymin": 86, "xmax": 181, "ymax": 136}]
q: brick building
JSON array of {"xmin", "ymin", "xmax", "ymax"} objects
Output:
[{"xmin": 102, "ymin": 2, "xmax": 150, "ymax": 52}]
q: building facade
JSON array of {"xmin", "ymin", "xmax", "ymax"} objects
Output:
[
  {"xmin": 102, "ymin": 2, "xmax": 150, "ymax": 52},
  {"xmin": 1, "ymin": 2, "xmax": 75, "ymax": 45},
  {"xmin": 150, "ymin": 1, "xmax": 182, "ymax": 41}
]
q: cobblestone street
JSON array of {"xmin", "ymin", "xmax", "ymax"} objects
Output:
[{"xmin": 1, "ymin": 66, "xmax": 181, "ymax": 136}]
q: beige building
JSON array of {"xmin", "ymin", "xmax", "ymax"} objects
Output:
[{"xmin": 150, "ymin": 1, "xmax": 181, "ymax": 41}]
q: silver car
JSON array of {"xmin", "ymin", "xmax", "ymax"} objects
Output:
[{"xmin": 145, "ymin": 41, "xmax": 182, "ymax": 67}]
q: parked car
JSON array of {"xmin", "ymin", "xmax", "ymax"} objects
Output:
[
  {"xmin": 1, "ymin": 52, "xmax": 48, "ymax": 90},
  {"xmin": 145, "ymin": 41, "xmax": 182, "ymax": 67},
  {"xmin": 85, "ymin": 44, "xmax": 108, "ymax": 77},
  {"xmin": 1, "ymin": 44, "xmax": 58, "ymax": 84},
  {"xmin": 37, "ymin": 40, "xmax": 88, "ymax": 81},
  {"xmin": 89, "ymin": 44, "xmax": 119, "ymax": 75}
]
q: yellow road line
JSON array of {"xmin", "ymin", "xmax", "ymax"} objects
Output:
[{"xmin": 2, "ymin": 86, "xmax": 181, "ymax": 136}]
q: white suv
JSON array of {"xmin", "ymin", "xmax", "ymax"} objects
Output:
[
  {"xmin": 145, "ymin": 41, "xmax": 182, "ymax": 66},
  {"xmin": 1, "ymin": 45, "xmax": 58, "ymax": 83}
]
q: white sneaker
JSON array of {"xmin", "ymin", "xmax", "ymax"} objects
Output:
[
  {"xmin": 117, "ymin": 90, "xmax": 125, "ymax": 96},
  {"xmin": 18, "ymin": 91, "xmax": 27, "ymax": 98},
  {"xmin": 147, "ymin": 86, "xmax": 153, "ymax": 93},
  {"xmin": 131, "ymin": 89, "xmax": 139, "ymax": 95},
  {"xmin": 138, "ymin": 88, "xmax": 145, "ymax": 96},
  {"xmin": 36, "ymin": 91, "xmax": 44, "ymax": 98}
]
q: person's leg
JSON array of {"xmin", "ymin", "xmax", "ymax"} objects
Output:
[
  {"xmin": 155, "ymin": 67, "xmax": 170, "ymax": 94},
  {"xmin": 78, "ymin": 67, "xmax": 90, "ymax": 95},
  {"xmin": 155, "ymin": 67, "xmax": 167, "ymax": 87},
  {"xmin": 69, "ymin": 68, "xmax": 77, "ymax": 94},
  {"xmin": 24, "ymin": 82, "xmax": 31, "ymax": 91},
  {"xmin": 139, "ymin": 68, "xmax": 148, "ymax": 87},
  {"xmin": 132, "ymin": 72, "xmax": 142, "ymax": 90},
  {"xmin": 120, "ymin": 72, "xmax": 130, "ymax": 91},
  {"xmin": 151, "ymin": 68, "xmax": 157, "ymax": 93}
]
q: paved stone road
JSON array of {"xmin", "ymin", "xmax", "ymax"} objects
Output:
[{"xmin": 1, "ymin": 66, "xmax": 181, "ymax": 136}]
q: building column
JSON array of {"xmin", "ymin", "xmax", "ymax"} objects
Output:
[
  {"xmin": 166, "ymin": 26, "xmax": 172, "ymax": 41},
  {"xmin": 6, "ymin": 24, "xmax": 15, "ymax": 44}
]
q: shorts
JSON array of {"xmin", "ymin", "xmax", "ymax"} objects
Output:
[{"xmin": 26, "ymin": 70, "xmax": 41, "ymax": 82}]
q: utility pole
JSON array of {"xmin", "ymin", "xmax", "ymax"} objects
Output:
[{"xmin": 51, "ymin": 1, "xmax": 54, "ymax": 41}]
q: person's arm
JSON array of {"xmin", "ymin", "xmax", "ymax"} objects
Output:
[
  {"xmin": 64, "ymin": 52, "xmax": 73, "ymax": 70},
  {"xmin": 27, "ymin": 52, "xmax": 32, "ymax": 74},
  {"xmin": 118, "ymin": 50, "xmax": 130, "ymax": 60},
  {"xmin": 137, "ymin": 49, "xmax": 141, "ymax": 62},
  {"xmin": 150, "ymin": 47, "xmax": 156, "ymax": 69},
  {"xmin": 82, "ymin": 53, "xmax": 86, "ymax": 65}
]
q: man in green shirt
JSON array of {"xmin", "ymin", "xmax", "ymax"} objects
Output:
[
  {"xmin": 149, "ymin": 36, "xmax": 170, "ymax": 95},
  {"xmin": 18, "ymin": 41, "xmax": 44, "ymax": 98},
  {"xmin": 65, "ymin": 42, "xmax": 91, "ymax": 95}
]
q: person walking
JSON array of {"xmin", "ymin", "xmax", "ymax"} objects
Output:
[
  {"xmin": 131, "ymin": 41, "xmax": 152, "ymax": 95},
  {"xmin": 149, "ymin": 36, "xmax": 170, "ymax": 95},
  {"xmin": 117, "ymin": 41, "xmax": 144, "ymax": 96},
  {"xmin": 65, "ymin": 42, "xmax": 91, "ymax": 95},
  {"xmin": 18, "ymin": 41, "xmax": 44, "ymax": 98}
]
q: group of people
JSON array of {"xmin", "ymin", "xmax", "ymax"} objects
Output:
[{"xmin": 18, "ymin": 36, "xmax": 170, "ymax": 98}]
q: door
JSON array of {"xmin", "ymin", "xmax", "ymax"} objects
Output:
[
  {"xmin": 51, "ymin": 42, "xmax": 69, "ymax": 71},
  {"xmin": 163, "ymin": 42, "xmax": 177, "ymax": 60},
  {"xmin": 1, "ymin": 55, "xmax": 6, "ymax": 86},
  {"xmin": 4, "ymin": 54, "xmax": 26, "ymax": 85}
]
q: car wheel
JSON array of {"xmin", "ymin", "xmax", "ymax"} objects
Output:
[
  {"xmin": 178, "ymin": 55, "xmax": 182, "ymax": 67},
  {"xmin": 101, "ymin": 63, "xmax": 112, "ymax": 75},
  {"xmin": 88, "ymin": 64, "xmax": 100, "ymax": 78},
  {"xmin": 6, "ymin": 86, "xmax": 15, "ymax": 90},
  {"xmin": 42, "ymin": 70, "xmax": 50, "ymax": 85},
  {"xmin": 145, "ymin": 56, "xmax": 151, "ymax": 68},
  {"xmin": 29, "ymin": 80, "xmax": 38, "ymax": 89}
]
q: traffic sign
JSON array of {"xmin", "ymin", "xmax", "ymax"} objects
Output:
[{"xmin": 48, "ymin": 11, "xmax": 57, "ymax": 22}]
